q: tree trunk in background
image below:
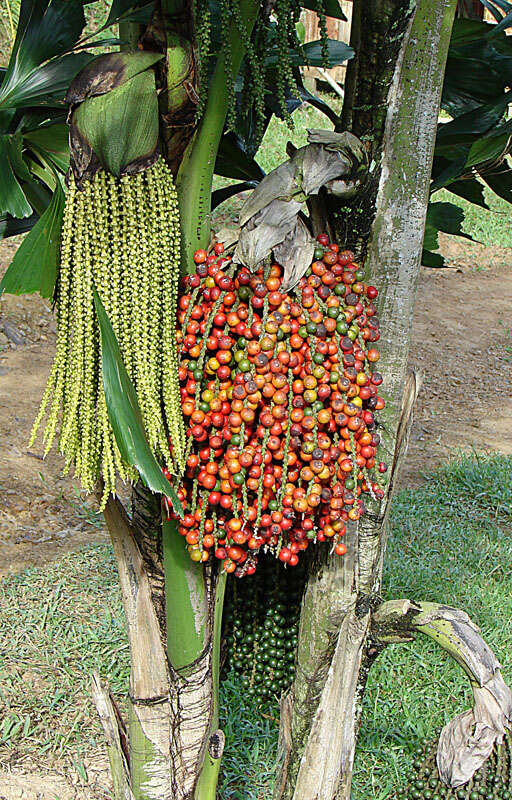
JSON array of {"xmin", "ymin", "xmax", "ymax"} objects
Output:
[
  {"xmin": 456, "ymin": 0, "xmax": 484, "ymax": 18},
  {"xmin": 276, "ymin": 1, "xmax": 457, "ymax": 799}
]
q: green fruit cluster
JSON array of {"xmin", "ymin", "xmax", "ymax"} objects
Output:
[
  {"xmin": 223, "ymin": 555, "xmax": 306, "ymax": 701},
  {"xmin": 31, "ymin": 158, "xmax": 184, "ymax": 507},
  {"xmin": 396, "ymin": 735, "xmax": 512, "ymax": 800},
  {"xmin": 194, "ymin": 0, "xmax": 330, "ymax": 149}
]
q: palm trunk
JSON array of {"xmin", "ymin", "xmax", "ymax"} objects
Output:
[{"xmin": 276, "ymin": 2, "xmax": 457, "ymax": 798}]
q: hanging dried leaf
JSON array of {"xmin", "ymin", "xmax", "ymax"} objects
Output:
[
  {"xmin": 307, "ymin": 129, "xmax": 367, "ymax": 159},
  {"xmin": 437, "ymin": 674, "xmax": 512, "ymax": 787},
  {"xmin": 301, "ymin": 143, "xmax": 353, "ymax": 195},
  {"xmin": 373, "ymin": 600, "xmax": 512, "ymax": 789},
  {"xmin": 214, "ymin": 225, "xmax": 240, "ymax": 250},
  {"xmin": 235, "ymin": 198, "xmax": 302, "ymax": 269},
  {"xmin": 411, "ymin": 604, "xmax": 512, "ymax": 788},
  {"xmin": 324, "ymin": 177, "xmax": 361, "ymax": 198},
  {"xmin": 274, "ymin": 218, "xmax": 315, "ymax": 291},
  {"xmin": 238, "ymin": 159, "xmax": 300, "ymax": 227},
  {"xmin": 307, "ymin": 129, "xmax": 368, "ymax": 196},
  {"xmin": 235, "ymin": 129, "xmax": 367, "ymax": 272}
]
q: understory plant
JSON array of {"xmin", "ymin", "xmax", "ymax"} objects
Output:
[{"xmin": 2, "ymin": 0, "xmax": 512, "ymax": 799}]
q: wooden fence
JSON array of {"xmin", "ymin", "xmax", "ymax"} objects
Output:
[{"xmin": 302, "ymin": 0, "xmax": 498, "ymax": 90}]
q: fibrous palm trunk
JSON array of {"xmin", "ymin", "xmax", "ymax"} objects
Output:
[{"xmin": 276, "ymin": 2, "xmax": 458, "ymax": 798}]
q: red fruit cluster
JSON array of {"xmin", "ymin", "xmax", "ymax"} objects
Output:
[{"xmin": 165, "ymin": 235, "xmax": 386, "ymax": 577}]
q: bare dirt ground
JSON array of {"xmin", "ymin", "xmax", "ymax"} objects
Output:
[
  {"xmin": 0, "ymin": 238, "xmax": 108, "ymax": 579},
  {"xmin": 400, "ymin": 236, "xmax": 512, "ymax": 486},
  {"xmin": 0, "ymin": 236, "xmax": 511, "ymax": 799},
  {"xmin": 0, "ymin": 757, "xmax": 111, "ymax": 800},
  {"xmin": 1, "ymin": 235, "xmax": 511, "ymax": 577}
]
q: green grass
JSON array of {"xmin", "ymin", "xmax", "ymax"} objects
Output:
[
  {"xmin": 434, "ymin": 186, "xmax": 512, "ymax": 249},
  {"xmin": 0, "ymin": 546, "xmax": 128, "ymax": 761},
  {"xmin": 1, "ymin": 453, "xmax": 511, "ymax": 798}
]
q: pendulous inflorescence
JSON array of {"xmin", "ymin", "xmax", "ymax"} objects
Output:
[
  {"xmin": 166, "ymin": 234, "xmax": 387, "ymax": 576},
  {"xmin": 31, "ymin": 158, "xmax": 184, "ymax": 507},
  {"xmin": 194, "ymin": 0, "xmax": 331, "ymax": 147},
  {"xmin": 223, "ymin": 555, "xmax": 303, "ymax": 701}
]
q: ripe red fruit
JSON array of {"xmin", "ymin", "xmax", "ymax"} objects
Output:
[
  {"xmin": 193, "ymin": 249, "xmax": 207, "ymax": 264},
  {"xmin": 173, "ymin": 240, "xmax": 386, "ymax": 575}
]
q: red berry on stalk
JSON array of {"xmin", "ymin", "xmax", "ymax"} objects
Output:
[
  {"xmin": 173, "ymin": 240, "xmax": 385, "ymax": 574},
  {"xmin": 193, "ymin": 249, "xmax": 207, "ymax": 264}
]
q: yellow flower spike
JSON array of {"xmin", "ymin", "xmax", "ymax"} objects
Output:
[{"xmin": 31, "ymin": 158, "xmax": 185, "ymax": 501}]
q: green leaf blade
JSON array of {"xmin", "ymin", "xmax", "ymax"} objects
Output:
[
  {"xmin": 426, "ymin": 201, "xmax": 472, "ymax": 241},
  {"xmin": 25, "ymin": 123, "xmax": 70, "ymax": 173},
  {"xmin": 215, "ymin": 133, "xmax": 265, "ymax": 181},
  {"xmin": 0, "ymin": 181, "xmax": 64, "ymax": 297},
  {"xmin": 0, "ymin": 0, "xmax": 86, "ymax": 109},
  {"xmin": 301, "ymin": 0, "xmax": 347, "ymax": 19},
  {"xmin": 211, "ymin": 181, "xmax": 257, "ymax": 209},
  {"xmin": 93, "ymin": 289, "xmax": 183, "ymax": 517},
  {"xmin": 0, "ymin": 137, "xmax": 32, "ymax": 218},
  {"xmin": 265, "ymin": 39, "xmax": 353, "ymax": 69},
  {"xmin": 105, "ymin": 0, "xmax": 154, "ymax": 27}
]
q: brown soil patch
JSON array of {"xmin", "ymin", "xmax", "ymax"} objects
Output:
[
  {"xmin": 0, "ymin": 755, "xmax": 111, "ymax": 800},
  {"xmin": 0, "ymin": 239, "xmax": 107, "ymax": 578},
  {"xmin": 401, "ymin": 236, "xmax": 512, "ymax": 487},
  {"xmin": 1, "ymin": 236, "xmax": 511, "ymax": 571}
]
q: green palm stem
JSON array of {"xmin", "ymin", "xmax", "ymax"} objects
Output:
[
  {"xmin": 193, "ymin": 570, "xmax": 227, "ymax": 800},
  {"xmin": 162, "ymin": 518, "xmax": 209, "ymax": 668},
  {"xmin": 176, "ymin": 0, "xmax": 260, "ymax": 274},
  {"xmin": 162, "ymin": 518, "xmax": 227, "ymax": 800}
]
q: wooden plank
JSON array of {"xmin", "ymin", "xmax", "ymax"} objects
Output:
[{"xmin": 302, "ymin": 2, "xmax": 353, "ymax": 86}]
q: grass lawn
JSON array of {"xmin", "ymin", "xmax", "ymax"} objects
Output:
[{"xmin": 1, "ymin": 453, "xmax": 511, "ymax": 798}]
